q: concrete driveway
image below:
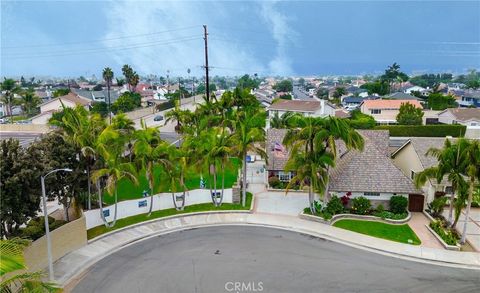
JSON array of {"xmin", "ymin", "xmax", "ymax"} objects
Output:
[
  {"xmin": 254, "ymin": 191, "xmax": 309, "ymax": 216},
  {"xmin": 442, "ymin": 208, "xmax": 480, "ymax": 251}
]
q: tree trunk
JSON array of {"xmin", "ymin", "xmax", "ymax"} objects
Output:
[
  {"xmin": 309, "ymin": 185, "xmax": 316, "ymax": 214},
  {"xmin": 97, "ymin": 181, "xmax": 112, "ymax": 228},
  {"xmin": 147, "ymin": 181, "xmax": 154, "ymax": 217},
  {"xmin": 219, "ymin": 161, "xmax": 225, "ymax": 206},
  {"xmin": 111, "ymin": 187, "xmax": 118, "ymax": 227},
  {"xmin": 448, "ymin": 187, "xmax": 455, "ymax": 226},
  {"xmin": 460, "ymin": 180, "xmax": 474, "ymax": 244},
  {"xmin": 213, "ymin": 164, "xmax": 218, "ymax": 207},
  {"xmin": 87, "ymin": 166, "xmax": 91, "ymax": 210},
  {"xmin": 242, "ymin": 152, "xmax": 247, "ymax": 207}
]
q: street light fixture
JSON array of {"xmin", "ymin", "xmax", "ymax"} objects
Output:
[{"xmin": 41, "ymin": 168, "xmax": 72, "ymax": 281}]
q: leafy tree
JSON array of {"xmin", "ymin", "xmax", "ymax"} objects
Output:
[
  {"xmin": 360, "ymin": 81, "xmax": 390, "ymax": 95},
  {"xmin": 273, "ymin": 80, "xmax": 293, "ymax": 92},
  {"xmin": 396, "ymin": 102, "xmax": 423, "ymax": 125},
  {"xmin": 316, "ymin": 88, "xmax": 329, "ymax": 99},
  {"xmin": 298, "ymin": 78, "xmax": 305, "ymax": 86},
  {"xmin": 122, "ymin": 64, "xmax": 134, "ymax": 91},
  {"xmin": 90, "ymin": 102, "xmax": 109, "ymax": 117},
  {"xmin": 0, "ymin": 139, "xmax": 45, "ymax": 238},
  {"xmin": 279, "ymin": 94, "xmax": 292, "ymax": 100},
  {"xmin": 0, "ymin": 78, "xmax": 21, "ymax": 120},
  {"xmin": 52, "ymin": 88, "xmax": 70, "ymax": 97},
  {"xmin": 332, "ymin": 87, "xmax": 346, "ymax": 99},
  {"xmin": 348, "ymin": 109, "xmax": 376, "ymax": 129},
  {"xmin": 195, "ymin": 83, "xmax": 217, "ymax": 95},
  {"xmin": 111, "ymin": 92, "xmax": 141, "ymax": 113},
  {"xmin": 236, "ymin": 74, "xmax": 260, "ymax": 90},
  {"xmin": 19, "ymin": 88, "xmax": 41, "ymax": 116},
  {"xmin": 381, "ymin": 62, "xmax": 409, "ymax": 83},
  {"xmin": 427, "ymin": 93, "xmax": 457, "ymax": 110},
  {"xmin": 0, "ymin": 238, "xmax": 61, "ymax": 292},
  {"xmin": 410, "ymin": 73, "xmax": 453, "ymax": 88}
]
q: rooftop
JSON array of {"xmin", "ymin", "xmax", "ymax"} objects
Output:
[
  {"xmin": 268, "ymin": 99, "xmax": 321, "ymax": 112},
  {"xmin": 440, "ymin": 108, "xmax": 480, "ymax": 122},
  {"xmin": 361, "ymin": 99, "xmax": 423, "ymax": 110}
]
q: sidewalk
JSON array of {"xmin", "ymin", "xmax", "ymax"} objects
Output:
[
  {"xmin": 408, "ymin": 213, "xmax": 443, "ymax": 249},
  {"xmin": 55, "ymin": 211, "xmax": 480, "ymax": 288}
]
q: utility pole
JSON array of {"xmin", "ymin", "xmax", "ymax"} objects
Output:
[
  {"xmin": 203, "ymin": 24, "xmax": 210, "ymax": 102},
  {"xmin": 167, "ymin": 70, "xmax": 170, "ymax": 95}
]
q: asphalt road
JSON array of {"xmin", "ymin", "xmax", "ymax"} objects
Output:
[
  {"xmin": 73, "ymin": 226, "xmax": 479, "ymax": 293},
  {"xmin": 0, "ymin": 132, "xmax": 42, "ymax": 147},
  {"xmin": 293, "ymin": 85, "xmax": 312, "ymax": 100}
]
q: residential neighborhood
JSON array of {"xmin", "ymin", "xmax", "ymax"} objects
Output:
[{"xmin": 1, "ymin": 1, "xmax": 479, "ymax": 292}]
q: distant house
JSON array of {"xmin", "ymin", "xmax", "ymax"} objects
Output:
[
  {"xmin": 438, "ymin": 108, "xmax": 480, "ymax": 138},
  {"xmin": 73, "ymin": 89, "xmax": 121, "ymax": 104},
  {"xmin": 456, "ymin": 90, "xmax": 480, "ymax": 107},
  {"xmin": 266, "ymin": 129, "xmax": 291, "ymax": 182},
  {"xmin": 385, "ymin": 92, "xmax": 419, "ymax": 100},
  {"xmin": 342, "ymin": 95, "xmax": 378, "ymax": 109},
  {"xmin": 267, "ymin": 99, "xmax": 336, "ymax": 128},
  {"xmin": 359, "ymin": 99, "xmax": 423, "ymax": 125},
  {"xmin": 403, "ymin": 86, "xmax": 427, "ymax": 95},
  {"xmin": 32, "ymin": 93, "xmax": 91, "ymax": 125},
  {"xmin": 392, "ymin": 137, "xmax": 455, "ymax": 208}
]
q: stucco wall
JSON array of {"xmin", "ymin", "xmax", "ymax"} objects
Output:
[
  {"xmin": 23, "ymin": 214, "xmax": 87, "ymax": 272},
  {"xmin": 84, "ymin": 188, "xmax": 233, "ymax": 229}
]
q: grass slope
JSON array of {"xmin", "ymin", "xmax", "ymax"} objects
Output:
[
  {"xmin": 333, "ymin": 219, "xmax": 421, "ymax": 245},
  {"xmin": 87, "ymin": 192, "xmax": 252, "ymax": 240},
  {"xmin": 103, "ymin": 158, "xmax": 239, "ymax": 204}
]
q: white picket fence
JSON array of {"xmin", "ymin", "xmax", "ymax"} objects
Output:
[{"xmin": 84, "ymin": 188, "xmax": 233, "ymax": 229}]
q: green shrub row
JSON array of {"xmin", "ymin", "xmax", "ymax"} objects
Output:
[
  {"xmin": 18, "ymin": 216, "xmax": 67, "ymax": 241},
  {"xmin": 374, "ymin": 125, "xmax": 466, "ymax": 137},
  {"xmin": 155, "ymin": 99, "xmax": 175, "ymax": 111},
  {"xmin": 429, "ymin": 220, "xmax": 459, "ymax": 246}
]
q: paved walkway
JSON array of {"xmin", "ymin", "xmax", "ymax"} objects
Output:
[
  {"xmin": 56, "ymin": 212, "xmax": 480, "ymax": 289},
  {"xmin": 408, "ymin": 213, "xmax": 443, "ymax": 249}
]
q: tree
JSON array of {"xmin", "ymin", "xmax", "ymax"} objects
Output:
[
  {"xmin": 270, "ymin": 112, "xmax": 296, "ymax": 129},
  {"xmin": 348, "ymin": 109, "xmax": 376, "ymax": 129},
  {"xmin": 111, "ymin": 92, "xmax": 141, "ymax": 113},
  {"xmin": 316, "ymin": 88, "xmax": 329, "ymax": 99},
  {"xmin": 92, "ymin": 84, "xmax": 103, "ymax": 91},
  {"xmin": 0, "ymin": 139, "xmax": 45, "ymax": 238},
  {"xmin": 103, "ymin": 67, "xmax": 114, "ymax": 122},
  {"xmin": 19, "ymin": 88, "xmax": 41, "ymax": 116},
  {"xmin": 427, "ymin": 93, "xmax": 457, "ymax": 110},
  {"xmin": 460, "ymin": 139, "xmax": 480, "ymax": 244},
  {"xmin": 116, "ymin": 78, "xmax": 125, "ymax": 87},
  {"xmin": 52, "ymin": 88, "xmax": 70, "ymax": 98},
  {"xmin": 0, "ymin": 238, "xmax": 60, "ymax": 292},
  {"xmin": 414, "ymin": 139, "xmax": 468, "ymax": 227},
  {"xmin": 0, "ymin": 78, "xmax": 21, "ymax": 121},
  {"xmin": 230, "ymin": 109, "xmax": 267, "ymax": 207},
  {"xmin": 381, "ymin": 62, "xmax": 409, "ymax": 83},
  {"xmin": 236, "ymin": 74, "xmax": 260, "ymax": 90},
  {"xmin": 90, "ymin": 102, "xmax": 109, "ymax": 117},
  {"xmin": 298, "ymin": 78, "xmax": 305, "ymax": 87},
  {"xmin": 396, "ymin": 102, "xmax": 423, "ymax": 125},
  {"xmin": 273, "ymin": 80, "xmax": 293, "ymax": 92},
  {"xmin": 332, "ymin": 87, "xmax": 346, "ymax": 99},
  {"xmin": 360, "ymin": 81, "xmax": 389, "ymax": 95},
  {"xmin": 122, "ymin": 64, "xmax": 134, "ymax": 91}
]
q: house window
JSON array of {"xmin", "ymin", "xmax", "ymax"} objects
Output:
[
  {"xmin": 410, "ymin": 170, "xmax": 416, "ymax": 180},
  {"xmin": 278, "ymin": 171, "xmax": 292, "ymax": 182},
  {"xmin": 445, "ymin": 186, "xmax": 453, "ymax": 194},
  {"xmin": 371, "ymin": 109, "xmax": 381, "ymax": 114},
  {"xmin": 364, "ymin": 192, "xmax": 380, "ymax": 196}
]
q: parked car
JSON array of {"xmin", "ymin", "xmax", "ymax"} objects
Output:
[{"xmin": 154, "ymin": 115, "xmax": 164, "ymax": 121}]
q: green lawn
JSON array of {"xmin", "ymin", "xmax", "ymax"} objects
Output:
[
  {"xmin": 333, "ymin": 219, "xmax": 421, "ymax": 245},
  {"xmin": 103, "ymin": 158, "xmax": 240, "ymax": 205},
  {"xmin": 87, "ymin": 192, "xmax": 252, "ymax": 240}
]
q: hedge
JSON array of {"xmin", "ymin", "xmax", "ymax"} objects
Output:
[
  {"xmin": 374, "ymin": 125, "xmax": 466, "ymax": 137},
  {"xmin": 155, "ymin": 99, "xmax": 175, "ymax": 111}
]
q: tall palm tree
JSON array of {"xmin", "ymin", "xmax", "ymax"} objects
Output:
[
  {"xmin": 0, "ymin": 78, "xmax": 20, "ymax": 122},
  {"xmin": 0, "ymin": 238, "xmax": 60, "ymax": 292},
  {"xmin": 414, "ymin": 139, "xmax": 468, "ymax": 227},
  {"xmin": 122, "ymin": 64, "xmax": 133, "ymax": 91},
  {"xmin": 102, "ymin": 67, "xmax": 114, "ymax": 123},
  {"xmin": 460, "ymin": 139, "xmax": 480, "ymax": 244},
  {"xmin": 92, "ymin": 127, "xmax": 138, "ymax": 227},
  {"xmin": 230, "ymin": 109, "xmax": 267, "ymax": 207},
  {"xmin": 19, "ymin": 88, "xmax": 41, "ymax": 117},
  {"xmin": 133, "ymin": 120, "xmax": 171, "ymax": 216}
]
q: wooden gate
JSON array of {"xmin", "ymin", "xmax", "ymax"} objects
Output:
[{"xmin": 408, "ymin": 194, "xmax": 424, "ymax": 212}]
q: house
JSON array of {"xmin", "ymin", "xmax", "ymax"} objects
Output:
[
  {"xmin": 391, "ymin": 137, "xmax": 455, "ymax": 208},
  {"xmin": 32, "ymin": 93, "xmax": 91, "ymax": 125},
  {"xmin": 456, "ymin": 90, "xmax": 480, "ymax": 107},
  {"xmin": 267, "ymin": 99, "xmax": 336, "ymax": 128},
  {"xmin": 385, "ymin": 92, "xmax": 419, "ymax": 100},
  {"xmin": 438, "ymin": 108, "xmax": 480, "ymax": 138},
  {"xmin": 328, "ymin": 130, "xmax": 421, "ymax": 210},
  {"xmin": 359, "ymin": 99, "xmax": 423, "ymax": 125},
  {"xmin": 73, "ymin": 89, "xmax": 121, "ymax": 104},
  {"xmin": 266, "ymin": 129, "xmax": 291, "ymax": 182},
  {"xmin": 403, "ymin": 86, "xmax": 427, "ymax": 95},
  {"xmin": 342, "ymin": 95, "xmax": 378, "ymax": 109}
]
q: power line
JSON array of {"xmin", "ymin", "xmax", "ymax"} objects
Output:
[{"xmin": 1, "ymin": 25, "xmax": 201, "ymax": 49}]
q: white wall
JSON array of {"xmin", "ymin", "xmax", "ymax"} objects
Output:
[{"xmin": 84, "ymin": 188, "xmax": 233, "ymax": 229}]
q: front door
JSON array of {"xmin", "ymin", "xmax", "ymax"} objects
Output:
[{"xmin": 408, "ymin": 194, "xmax": 424, "ymax": 212}]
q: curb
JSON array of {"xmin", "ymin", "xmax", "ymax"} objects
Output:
[{"xmin": 299, "ymin": 211, "xmax": 411, "ymax": 226}]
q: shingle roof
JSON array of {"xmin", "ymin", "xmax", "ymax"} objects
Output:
[
  {"xmin": 268, "ymin": 99, "xmax": 321, "ymax": 112},
  {"xmin": 361, "ymin": 99, "xmax": 423, "ymax": 109},
  {"xmin": 408, "ymin": 137, "xmax": 453, "ymax": 169},
  {"xmin": 386, "ymin": 92, "xmax": 419, "ymax": 100},
  {"xmin": 40, "ymin": 92, "xmax": 91, "ymax": 107},
  {"xmin": 266, "ymin": 128, "xmax": 289, "ymax": 170},
  {"xmin": 441, "ymin": 108, "xmax": 480, "ymax": 122},
  {"xmin": 329, "ymin": 130, "xmax": 420, "ymax": 194}
]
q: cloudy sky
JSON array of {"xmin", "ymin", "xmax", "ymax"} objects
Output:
[{"xmin": 1, "ymin": 0, "xmax": 479, "ymax": 77}]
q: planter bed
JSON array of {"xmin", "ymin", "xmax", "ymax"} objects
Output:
[
  {"xmin": 426, "ymin": 223, "xmax": 461, "ymax": 251},
  {"xmin": 300, "ymin": 211, "xmax": 411, "ymax": 225}
]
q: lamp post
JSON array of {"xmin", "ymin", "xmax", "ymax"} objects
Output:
[{"xmin": 41, "ymin": 168, "xmax": 72, "ymax": 281}]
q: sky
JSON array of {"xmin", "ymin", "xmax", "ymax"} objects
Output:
[{"xmin": 1, "ymin": 0, "xmax": 479, "ymax": 78}]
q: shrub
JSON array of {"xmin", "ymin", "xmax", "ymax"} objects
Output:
[
  {"xmin": 268, "ymin": 176, "xmax": 280, "ymax": 188},
  {"xmin": 340, "ymin": 192, "xmax": 352, "ymax": 207},
  {"xmin": 390, "ymin": 196, "xmax": 408, "ymax": 214},
  {"xmin": 18, "ymin": 216, "xmax": 64, "ymax": 241},
  {"xmin": 351, "ymin": 196, "xmax": 371, "ymax": 215},
  {"xmin": 376, "ymin": 204, "xmax": 385, "ymax": 213},
  {"xmin": 326, "ymin": 195, "xmax": 344, "ymax": 215},
  {"xmin": 427, "ymin": 196, "xmax": 448, "ymax": 217},
  {"xmin": 374, "ymin": 125, "xmax": 466, "ymax": 137},
  {"xmin": 430, "ymin": 220, "xmax": 458, "ymax": 246}
]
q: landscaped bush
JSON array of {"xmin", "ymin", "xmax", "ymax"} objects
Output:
[
  {"xmin": 351, "ymin": 196, "xmax": 371, "ymax": 215},
  {"xmin": 375, "ymin": 204, "xmax": 385, "ymax": 213},
  {"xmin": 427, "ymin": 196, "xmax": 448, "ymax": 217},
  {"xmin": 374, "ymin": 125, "xmax": 466, "ymax": 137},
  {"xmin": 18, "ymin": 216, "xmax": 67, "ymax": 241},
  {"xmin": 340, "ymin": 192, "xmax": 352, "ymax": 207},
  {"xmin": 268, "ymin": 176, "xmax": 281, "ymax": 188},
  {"xmin": 326, "ymin": 195, "xmax": 344, "ymax": 215},
  {"xmin": 373, "ymin": 211, "xmax": 408, "ymax": 220},
  {"xmin": 390, "ymin": 195, "xmax": 408, "ymax": 214},
  {"xmin": 430, "ymin": 220, "xmax": 459, "ymax": 246}
]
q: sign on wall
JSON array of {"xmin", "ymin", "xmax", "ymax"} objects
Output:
[
  {"xmin": 138, "ymin": 200, "xmax": 148, "ymax": 208},
  {"xmin": 103, "ymin": 209, "xmax": 110, "ymax": 218}
]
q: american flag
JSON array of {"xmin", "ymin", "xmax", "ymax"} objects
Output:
[{"xmin": 273, "ymin": 142, "xmax": 287, "ymax": 158}]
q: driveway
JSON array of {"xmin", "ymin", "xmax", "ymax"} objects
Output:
[
  {"xmin": 72, "ymin": 226, "xmax": 480, "ymax": 293},
  {"xmin": 445, "ymin": 208, "xmax": 480, "ymax": 251},
  {"xmin": 408, "ymin": 213, "xmax": 443, "ymax": 249},
  {"xmin": 254, "ymin": 191, "xmax": 308, "ymax": 216}
]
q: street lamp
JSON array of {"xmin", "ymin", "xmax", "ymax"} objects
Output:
[{"xmin": 41, "ymin": 168, "xmax": 72, "ymax": 281}]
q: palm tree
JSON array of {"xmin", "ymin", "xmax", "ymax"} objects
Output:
[
  {"xmin": 1, "ymin": 78, "xmax": 20, "ymax": 122},
  {"xmin": 92, "ymin": 127, "xmax": 138, "ymax": 227},
  {"xmin": 0, "ymin": 238, "xmax": 60, "ymax": 292},
  {"xmin": 133, "ymin": 120, "xmax": 172, "ymax": 216},
  {"xmin": 460, "ymin": 139, "xmax": 480, "ymax": 244},
  {"xmin": 230, "ymin": 109, "xmax": 267, "ymax": 207},
  {"xmin": 122, "ymin": 64, "xmax": 133, "ymax": 91},
  {"xmin": 414, "ymin": 139, "xmax": 468, "ymax": 227},
  {"xmin": 102, "ymin": 67, "xmax": 114, "ymax": 123},
  {"xmin": 19, "ymin": 88, "xmax": 41, "ymax": 117}
]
